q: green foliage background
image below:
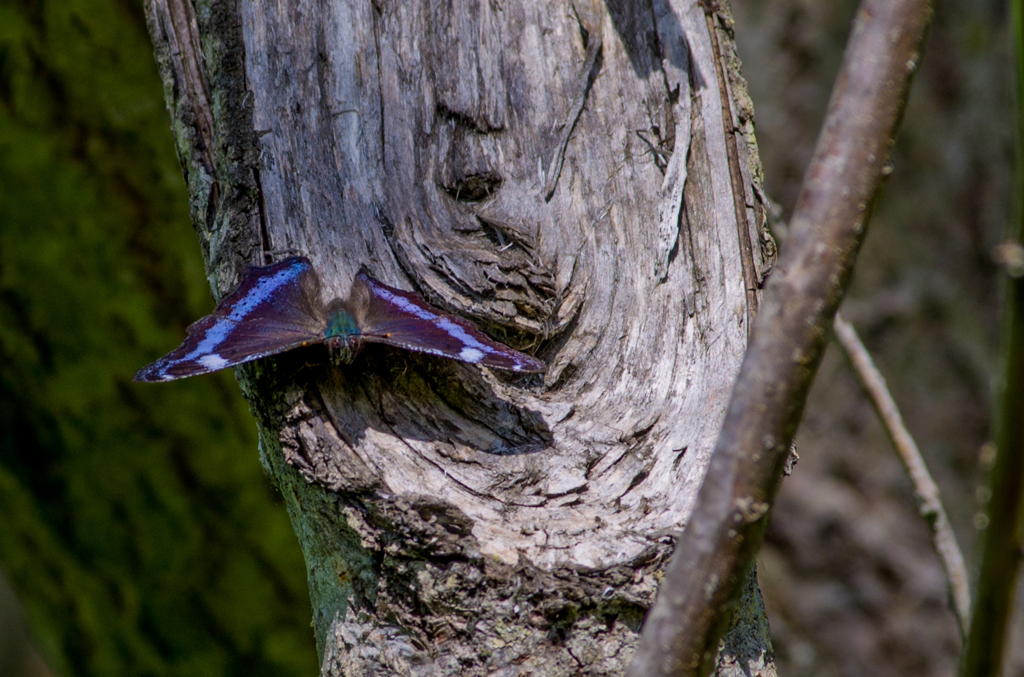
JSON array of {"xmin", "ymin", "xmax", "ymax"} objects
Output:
[{"xmin": 0, "ymin": 2, "xmax": 317, "ymax": 675}]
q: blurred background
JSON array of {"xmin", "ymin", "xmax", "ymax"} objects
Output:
[
  {"xmin": 0, "ymin": 0, "xmax": 1014, "ymax": 676},
  {"xmin": 0, "ymin": 2, "xmax": 316, "ymax": 676},
  {"xmin": 734, "ymin": 0, "xmax": 1018, "ymax": 675}
]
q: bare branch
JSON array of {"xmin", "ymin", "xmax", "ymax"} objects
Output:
[
  {"xmin": 832, "ymin": 312, "xmax": 970, "ymax": 638},
  {"xmin": 959, "ymin": 1, "xmax": 1024, "ymax": 672},
  {"xmin": 627, "ymin": 0, "xmax": 934, "ymax": 674}
]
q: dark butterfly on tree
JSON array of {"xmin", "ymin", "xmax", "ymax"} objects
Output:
[{"xmin": 134, "ymin": 257, "xmax": 546, "ymax": 382}]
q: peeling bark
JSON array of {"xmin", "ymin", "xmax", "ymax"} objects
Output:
[{"xmin": 144, "ymin": 0, "xmax": 775, "ymax": 673}]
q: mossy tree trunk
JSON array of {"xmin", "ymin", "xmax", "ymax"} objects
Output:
[{"xmin": 144, "ymin": 0, "xmax": 776, "ymax": 674}]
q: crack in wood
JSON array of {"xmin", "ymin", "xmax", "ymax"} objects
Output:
[{"xmin": 543, "ymin": 28, "xmax": 603, "ymax": 201}]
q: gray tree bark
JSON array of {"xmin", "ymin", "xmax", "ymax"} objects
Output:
[{"xmin": 144, "ymin": 0, "xmax": 776, "ymax": 674}]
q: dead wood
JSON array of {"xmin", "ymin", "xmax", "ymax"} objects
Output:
[
  {"xmin": 144, "ymin": 0, "xmax": 774, "ymax": 673},
  {"xmin": 628, "ymin": 0, "xmax": 934, "ymax": 674}
]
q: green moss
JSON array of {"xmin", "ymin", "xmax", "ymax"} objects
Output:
[{"xmin": 0, "ymin": 1, "xmax": 316, "ymax": 675}]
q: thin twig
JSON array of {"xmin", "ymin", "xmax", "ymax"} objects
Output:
[
  {"xmin": 832, "ymin": 312, "xmax": 970, "ymax": 638},
  {"xmin": 959, "ymin": 0, "xmax": 1024, "ymax": 671},
  {"xmin": 627, "ymin": 0, "xmax": 934, "ymax": 674},
  {"xmin": 704, "ymin": 7, "xmax": 759, "ymax": 329}
]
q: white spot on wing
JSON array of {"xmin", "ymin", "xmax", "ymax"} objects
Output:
[
  {"xmin": 183, "ymin": 318, "xmax": 233, "ymax": 362},
  {"xmin": 375, "ymin": 286, "xmax": 502, "ymax": 361},
  {"xmin": 199, "ymin": 353, "xmax": 229, "ymax": 370},
  {"xmin": 370, "ymin": 281, "xmax": 543, "ymax": 371},
  {"xmin": 459, "ymin": 347, "xmax": 485, "ymax": 363},
  {"xmin": 173, "ymin": 263, "xmax": 306, "ymax": 372}
]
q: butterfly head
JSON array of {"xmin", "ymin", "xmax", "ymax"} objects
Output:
[
  {"xmin": 324, "ymin": 303, "xmax": 363, "ymax": 365},
  {"xmin": 325, "ymin": 335, "xmax": 362, "ymax": 365}
]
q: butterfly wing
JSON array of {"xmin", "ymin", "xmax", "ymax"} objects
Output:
[
  {"xmin": 348, "ymin": 269, "xmax": 546, "ymax": 373},
  {"xmin": 134, "ymin": 257, "xmax": 326, "ymax": 382}
]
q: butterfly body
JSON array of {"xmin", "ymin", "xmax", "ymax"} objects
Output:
[
  {"xmin": 134, "ymin": 257, "xmax": 546, "ymax": 382},
  {"xmin": 321, "ymin": 303, "xmax": 366, "ymax": 366}
]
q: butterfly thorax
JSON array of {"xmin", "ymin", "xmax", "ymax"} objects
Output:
[{"xmin": 324, "ymin": 303, "xmax": 363, "ymax": 365}]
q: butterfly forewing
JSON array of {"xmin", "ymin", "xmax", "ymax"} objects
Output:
[
  {"xmin": 134, "ymin": 257, "xmax": 327, "ymax": 382},
  {"xmin": 350, "ymin": 270, "xmax": 546, "ymax": 373}
]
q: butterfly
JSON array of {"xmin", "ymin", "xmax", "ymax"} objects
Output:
[{"xmin": 134, "ymin": 257, "xmax": 546, "ymax": 382}]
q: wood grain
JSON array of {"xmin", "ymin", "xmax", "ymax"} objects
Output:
[{"xmin": 145, "ymin": 0, "xmax": 774, "ymax": 673}]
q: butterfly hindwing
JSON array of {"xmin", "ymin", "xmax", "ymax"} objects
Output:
[
  {"xmin": 135, "ymin": 259, "xmax": 547, "ymax": 381},
  {"xmin": 349, "ymin": 269, "xmax": 546, "ymax": 373},
  {"xmin": 134, "ymin": 257, "xmax": 327, "ymax": 382}
]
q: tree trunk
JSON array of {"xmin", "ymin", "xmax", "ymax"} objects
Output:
[{"xmin": 144, "ymin": 0, "xmax": 776, "ymax": 674}]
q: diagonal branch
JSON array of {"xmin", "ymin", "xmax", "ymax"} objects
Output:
[
  {"xmin": 627, "ymin": 0, "xmax": 935, "ymax": 674},
  {"xmin": 832, "ymin": 312, "xmax": 970, "ymax": 638}
]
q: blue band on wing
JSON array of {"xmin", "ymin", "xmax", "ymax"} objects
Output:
[{"xmin": 135, "ymin": 258, "xmax": 546, "ymax": 381}]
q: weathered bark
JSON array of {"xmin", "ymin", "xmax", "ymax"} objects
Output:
[
  {"xmin": 631, "ymin": 0, "xmax": 935, "ymax": 671},
  {"xmin": 144, "ymin": 0, "xmax": 775, "ymax": 674}
]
